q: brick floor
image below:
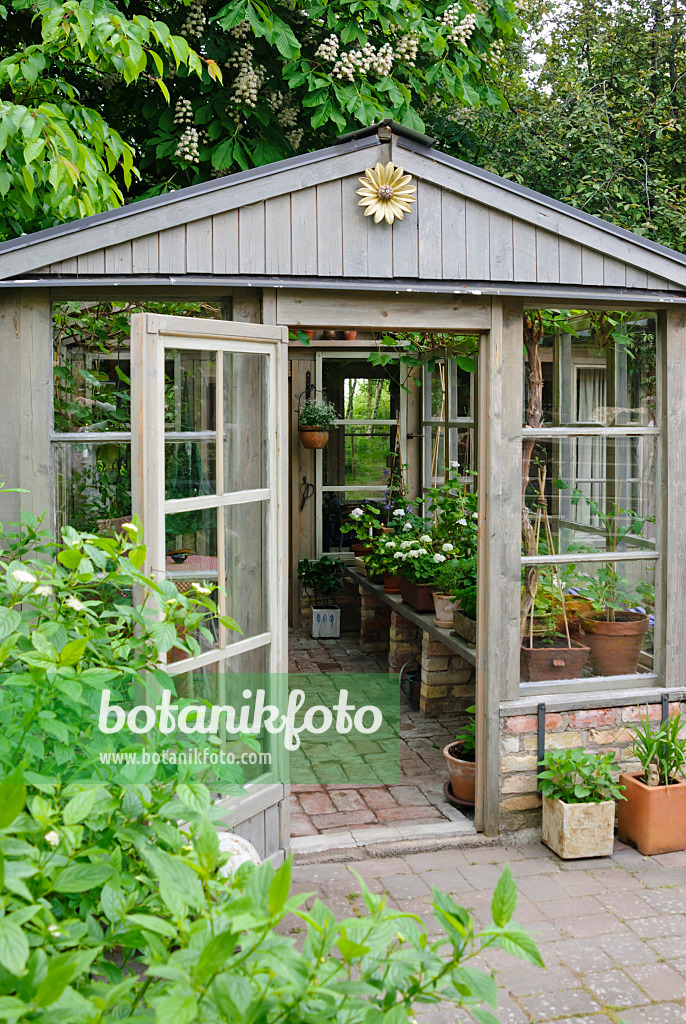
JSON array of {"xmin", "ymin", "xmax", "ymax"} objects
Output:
[
  {"xmin": 289, "ymin": 629, "xmax": 470, "ymax": 836},
  {"xmin": 285, "ymin": 840, "xmax": 686, "ymax": 1023}
]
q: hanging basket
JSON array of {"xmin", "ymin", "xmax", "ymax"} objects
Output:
[{"xmin": 299, "ymin": 427, "xmax": 329, "ymax": 449}]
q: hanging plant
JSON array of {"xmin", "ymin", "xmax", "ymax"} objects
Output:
[{"xmin": 298, "ymin": 396, "xmax": 338, "ymax": 449}]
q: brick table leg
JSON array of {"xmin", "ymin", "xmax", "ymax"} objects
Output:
[{"xmin": 420, "ymin": 631, "xmax": 474, "ymax": 717}]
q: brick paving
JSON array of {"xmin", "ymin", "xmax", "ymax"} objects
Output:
[
  {"xmin": 288, "ymin": 629, "xmax": 471, "ymax": 836},
  {"xmin": 286, "ymin": 841, "xmax": 686, "ymax": 1022}
]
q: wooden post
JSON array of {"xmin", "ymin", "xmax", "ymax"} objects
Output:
[
  {"xmin": 476, "ymin": 298, "xmax": 523, "ymax": 835},
  {"xmin": 657, "ymin": 310, "xmax": 686, "ymax": 687},
  {"xmin": 0, "ymin": 291, "xmax": 21, "ymax": 525}
]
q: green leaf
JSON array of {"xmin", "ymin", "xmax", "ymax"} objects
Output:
[
  {"xmin": 153, "ymin": 991, "xmax": 198, "ymax": 1024},
  {"xmin": 125, "ymin": 914, "xmax": 178, "ymax": 938},
  {"xmin": 496, "ymin": 923, "xmax": 544, "ymax": 967},
  {"xmin": 0, "ymin": 919, "xmax": 28, "ymax": 976},
  {"xmin": 491, "ymin": 864, "xmax": 517, "ymax": 927},
  {"xmin": 0, "ymin": 997, "xmax": 25, "ymax": 1023},
  {"xmin": 268, "ymin": 856, "xmax": 292, "ymax": 916},
  {"xmin": 0, "ymin": 767, "xmax": 26, "ymax": 828},
  {"xmin": 59, "ymin": 637, "xmax": 88, "ymax": 666},
  {"xmin": 52, "ymin": 862, "xmax": 113, "ymax": 893},
  {"xmin": 35, "ymin": 950, "xmax": 97, "ymax": 1007},
  {"xmin": 62, "ymin": 788, "xmax": 97, "ymax": 825},
  {"xmin": 196, "ymin": 929, "xmax": 239, "ymax": 983}
]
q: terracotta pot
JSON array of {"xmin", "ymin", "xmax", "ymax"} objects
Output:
[
  {"xmin": 452, "ymin": 607, "xmax": 476, "ymax": 644},
  {"xmin": 383, "ymin": 572, "xmax": 402, "ymax": 593},
  {"xmin": 617, "ymin": 772, "xmax": 686, "ymax": 856},
  {"xmin": 520, "ymin": 638, "xmax": 590, "ymax": 682},
  {"xmin": 341, "ymin": 330, "xmax": 357, "ymax": 340},
  {"xmin": 322, "ymin": 330, "xmax": 336, "ymax": 340},
  {"xmin": 400, "ymin": 576, "xmax": 435, "ymax": 612},
  {"xmin": 578, "ymin": 611, "xmax": 649, "ymax": 676},
  {"xmin": 443, "ymin": 742, "xmax": 475, "ymax": 806},
  {"xmin": 433, "ymin": 592, "xmax": 454, "ymax": 628},
  {"xmin": 300, "ymin": 329, "xmax": 315, "ymax": 341},
  {"xmin": 299, "ymin": 427, "xmax": 329, "ymax": 449},
  {"xmin": 351, "ymin": 542, "xmax": 372, "ymax": 557},
  {"xmin": 542, "ymin": 797, "xmax": 615, "ymax": 859},
  {"xmin": 555, "ymin": 597, "xmax": 593, "ymax": 639}
]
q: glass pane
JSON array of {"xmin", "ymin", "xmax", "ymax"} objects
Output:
[
  {"xmin": 165, "ymin": 350, "xmax": 216, "ymax": 433},
  {"xmin": 524, "ymin": 315, "xmax": 657, "ymax": 428},
  {"xmin": 522, "ymin": 437, "xmax": 656, "ymax": 555},
  {"xmin": 447, "ymin": 427, "xmax": 474, "ymax": 479},
  {"xmin": 223, "ymin": 352, "xmax": 269, "ymax": 491},
  {"xmin": 55, "ymin": 441, "xmax": 131, "ymax": 535},
  {"xmin": 165, "ymin": 441, "xmax": 216, "ymax": 499},
  {"xmin": 323, "ymin": 425, "xmax": 395, "ymax": 487},
  {"xmin": 165, "ymin": 508, "xmax": 219, "ymax": 655},
  {"xmin": 225, "ymin": 502, "xmax": 268, "ymax": 642},
  {"xmin": 322, "ymin": 357, "xmax": 399, "ymax": 422},
  {"xmin": 322, "ymin": 492, "xmax": 385, "ymax": 553},
  {"xmin": 520, "ymin": 559, "xmax": 655, "ymax": 681}
]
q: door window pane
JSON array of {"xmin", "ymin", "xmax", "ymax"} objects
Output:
[
  {"xmin": 223, "ymin": 352, "xmax": 269, "ymax": 491},
  {"xmin": 225, "ymin": 502, "xmax": 268, "ymax": 642},
  {"xmin": 165, "ymin": 441, "xmax": 216, "ymax": 499},
  {"xmin": 323, "ymin": 425, "xmax": 395, "ymax": 488},
  {"xmin": 165, "ymin": 350, "xmax": 216, "ymax": 433}
]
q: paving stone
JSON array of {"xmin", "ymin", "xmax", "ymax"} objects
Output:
[
  {"xmin": 557, "ymin": 911, "xmax": 628, "ymax": 939},
  {"xmin": 416, "ymin": 867, "xmax": 472, "ymax": 894},
  {"xmin": 508, "ymin": 858, "xmax": 564, "ymax": 879},
  {"xmin": 311, "ymin": 809, "xmax": 377, "ymax": 830},
  {"xmin": 540, "ymin": 895, "xmax": 605, "ymax": 920},
  {"xmin": 583, "ymin": 968, "xmax": 650, "ymax": 1007},
  {"xmin": 556, "ymin": 872, "xmax": 608, "ymax": 896},
  {"xmin": 619, "ymin": 1003, "xmax": 686, "ymax": 1023},
  {"xmin": 496, "ymin": 964, "xmax": 577, "ymax": 997},
  {"xmin": 405, "ymin": 849, "xmax": 471, "ymax": 872},
  {"xmin": 544, "ymin": 937, "xmax": 613, "ymax": 973},
  {"xmin": 299, "ymin": 791, "xmax": 337, "ymax": 815},
  {"xmin": 347, "ymin": 857, "xmax": 412, "ymax": 877},
  {"xmin": 458, "ymin": 864, "xmax": 507, "ymax": 891},
  {"xmin": 290, "ymin": 813, "xmax": 318, "ymax": 837},
  {"xmin": 329, "ymin": 789, "xmax": 368, "ymax": 812},
  {"xmin": 594, "ymin": 890, "xmax": 659, "ymax": 919},
  {"xmin": 388, "ymin": 785, "xmax": 431, "ymax": 806},
  {"xmin": 520, "ymin": 989, "xmax": 602, "ymax": 1021},
  {"xmin": 639, "ymin": 887, "xmax": 686, "ymax": 914},
  {"xmin": 646, "ymin": 934, "xmax": 686, "ymax": 958},
  {"xmin": 628, "ymin": 913, "xmax": 686, "ymax": 938},
  {"xmin": 629, "ymin": 962, "xmax": 686, "ymax": 1001},
  {"xmin": 588, "ymin": 866, "xmax": 643, "ymax": 890},
  {"xmin": 596, "ymin": 931, "xmax": 658, "ymax": 965},
  {"xmin": 382, "ymin": 873, "xmax": 432, "ymax": 899}
]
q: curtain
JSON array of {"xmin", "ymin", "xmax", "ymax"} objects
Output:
[{"xmin": 574, "ymin": 368, "xmax": 606, "ymax": 528}]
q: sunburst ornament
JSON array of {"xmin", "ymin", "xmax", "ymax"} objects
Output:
[{"xmin": 357, "ymin": 162, "xmax": 416, "ymax": 225}]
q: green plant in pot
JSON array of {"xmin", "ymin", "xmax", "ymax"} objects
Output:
[
  {"xmin": 539, "ymin": 748, "xmax": 625, "ymax": 859},
  {"xmin": 570, "ymin": 488, "xmax": 654, "ymax": 676},
  {"xmin": 365, "ymin": 534, "xmax": 408, "ymax": 593},
  {"xmin": 395, "ymin": 535, "xmax": 444, "ymax": 612},
  {"xmin": 298, "ymin": 555, "xmax": 345, "ymax": 637},
  {"xmin": 443, "ymin": 705, "xmax": 476, "ymax": 806},
  {"xmin": 618, "ymin": 706, "xmax": 686, "ymax": 855},
  {"xmin": 435, "ymin": 556, "xmax": 477, "ymax": 642},
  {"xmin": 298, "ymin": 395, "xmax": 338, "ymax": 449},
  {"xmin": 520, "ymin": 567, "xmax": 590, "ymax": 682}
]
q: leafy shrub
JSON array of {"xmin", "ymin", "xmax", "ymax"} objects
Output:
[
  {"xmin": 298, "ymin": 556, "xmax": 345, "ymax": 607},
  {"xmin": 454, "ymin": 705, "xmax": 476, "ymax": 758},
  {"xmin": 298, "ymin": 397, "xmax": 338, "ymax": 429},
  {"xmin": 629, "ymin": 706, "xmax": 686, "ymax": 786},
  {"xmin": 538, "ymin": 748, "xmax": 626, "ymax": 804}
]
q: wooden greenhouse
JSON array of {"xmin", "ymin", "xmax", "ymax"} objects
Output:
[{"xmin": 1, "ymin": 120, "xmax": 686, "ymax": 860}]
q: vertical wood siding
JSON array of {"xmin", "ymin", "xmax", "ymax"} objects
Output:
[{"xmin": 33, "ymin": 180, "xmax": 680, "ymax": 290}]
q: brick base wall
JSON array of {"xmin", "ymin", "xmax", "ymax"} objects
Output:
[
  {"xmin": 499, "ymin": 699, "xmax": 686, "ymax": 833},
  {"xmin": 358, "ymin": 587, "xmax": 391, "ymax": 653},
  {"xmin": 420, "ymin": 633, "xmax": 474, "ymax": 717},
  {"xmin": 388, "ymin": 611, "xmax": 421, "ymax": 673}
]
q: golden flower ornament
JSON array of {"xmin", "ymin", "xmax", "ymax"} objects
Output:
[{"xmin": 357, "ymin": 162, "xmax": 416, "ymax": 225}]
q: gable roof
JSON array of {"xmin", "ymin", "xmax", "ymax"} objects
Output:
[{"xmin": 1, "ymin": 122, "xmax": 685, "ymax": 295}]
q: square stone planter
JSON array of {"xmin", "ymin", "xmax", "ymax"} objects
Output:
[
  {"xmin": 542, "ymin": 796, "xmax": 615, "ymax": 859},
  {"xmin": 451, "ymin": 608, "xmax": 476, "ymax": 645},
  {"xmin": 311, "ymin": 607, "xmax": 341, "ymax": 638},
  {"xmin": 617, "ymin": 772, "xmax": 686, "ymax": 855}
]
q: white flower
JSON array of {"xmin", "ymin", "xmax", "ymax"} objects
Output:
[
  {"xmin": 121, "ymin": 522, "xmax": 138, "ymax": 533},
  {"xmin": 192, "ymin": 583, "xmax": 211, "ymax": 595},
  {"xmin": 65, "ymin": 596, "xmax": 85, "ymax": 612},
  {"xmin": 384, "ymin": 541, "xmax": 396, "ymax": 549},
  {"xmin": 12, "ymin": 569, "xmax": 37, "ymax": 585},
  {"xmin": 408, "ymin": 549, "xmax": 420, "ymax": 558},
  {"xmin": 458, "ymin": 518, "xmax": 467, "ymax": 527},
  {"xmin": 44, "ymin": 830, "xmax": 59, "ymax": 846},
  {"xmin": 420, "ymin": 534, "xmax": 432, "ymax": 544},
  {"xmin": 350, "ymin": 507, "xmax": 364, "ymax": 519},
  {"xmin": 403, "ymin": 521, "xmax": 413, "ymax": 532},
  {"xmin": 393, "ymin": 509, "xmax": 406, "ymax": 517},
  {"xmin": 450, "ymin": 461, "xmax": 460, "ymax": 469},
  {"xmin": 400, "ymin": 540, "xmax": 413, "ymax": 550},
  {"xmin": 394, "ymin": 551, "xmax": 406, "ymax": 560},
  {"xmin": 442, "ymin": 543, "xmax": 454, "ymax": 552},
  {"xmin": 433, "ymin": 553, "xmax": 447, "ymax": 563},
  {"xmin": 472, "ymin": 512, "xmax": 478, "ymax": 519},
  {"xmin": 35, "ymin": 585, "xmax": 54, "ymax": 597},
  {"xmin": 417, "ymin": 548, "xmax": 428, "ymax": 556}
]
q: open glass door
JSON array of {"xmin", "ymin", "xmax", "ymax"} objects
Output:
[{"xmin": 131, "ymin": 312, "xmax": 289, "ymax": 859}]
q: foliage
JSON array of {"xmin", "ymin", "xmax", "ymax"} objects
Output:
[
  {"xmin": 298, "ymin": 555, "xmax": 345, "ymax": 606},
  {"xmin": 0, "ymin": 510, "xmax": 242, "ymax": 786},
  {"xmin": 369, "ymin": 334, "xmax": 478, "ymax": 392},
  {"xmin": 454, "ymin": 703, "xmax": 476, "ymax": 756},
  {"xmin": 440, "ymin": 0, "xmax": 686, "ymax": 252},
  {"xmin": 0, "ymin": 0, "xmax": 522, "ymax": 241},
  {"xmin": 0, "ymin": 787, "xmax": 543, "ymax": 1023},
  {"xmin": 424, "ymin": 471, "xmax": 478, "ymax": 555},
  {"xmin": 298, "ymin": 396, "xmax": 339, "ymax": 429},
  {"xmin": 435, "ymin": 555, "xmax": 477, "ymax": 600},
  {"xmin": 0, "ymin": 0, "xmax": 219, "ymax": 241},
  {"xmin": 538, "ymin": 748, "xmax": 626, "ymax": 805},
  {"xmin": 629, "ymin": 706, "xmax": 686, "ymax": 787},
  {"xmin": 348, "ymin": 502, "xmax": 383, "ymax": 541}
]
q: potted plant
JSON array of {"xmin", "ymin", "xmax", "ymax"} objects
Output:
[
  {"xmin": 396, "ymin": 534, "xmax": 443, "ymax": 612},
  {"xmin": 443, "ymin": 705, "xmax": 476, "ymax": 806},
  {"xmin": 297, "ymin": 556, "xmax": 345, "ymax": 637},
  {"xmin": 434, "ymin": 556, "xmax": 477, "ymax": 640},
  {"xmin": 520, "ymin": 567, "xmax": 590, "ymax": 682},
  {"xmin": 538, "ymin": 747, "xmax": 625, "ymax": 859},
  {"xmin": 348, "ymin": 503, "xmax": 381, "ymax": 559},
  {"xmin": 298, "ymin": 396, "xmax": 338, "ymax": 449},
  {"xmin": 618, "ymin": 706, "xmax": 686, "ymax": 855}
]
